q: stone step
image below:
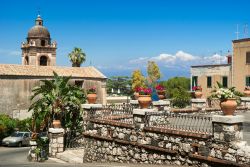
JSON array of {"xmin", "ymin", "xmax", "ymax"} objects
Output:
[{"xmin": 56, "ymin": 149, "xmax": 84, "ymax": 163}]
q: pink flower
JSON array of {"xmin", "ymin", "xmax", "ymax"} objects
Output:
[{"xmin": 155, "ymin": 84, "xmax": 165, "ymax": 91}]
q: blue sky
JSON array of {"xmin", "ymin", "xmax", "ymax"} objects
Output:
[{"xmin": 0, "ymin": 0, "xmax": 250, "ymax": 79}]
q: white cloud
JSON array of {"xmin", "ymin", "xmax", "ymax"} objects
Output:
[
  {"xmin": 175, "ymin": 50, "xmax": 198, "ymax": 61},
  {"xmin": 151, "ymin": 53, "xmax": 176, "ymax": 63},
  {"xmin": 129, "ymin": 57, "xmax": 149, "ymax": 64},
  {"xmin": 129, "ymin": 50, "xmax": 198, "ymax": 65},
  {"xmin": 203, "ymin": 53, "xmax": 227, "ymax": 64}
]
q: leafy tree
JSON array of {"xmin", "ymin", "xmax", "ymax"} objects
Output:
[
  {"xmin": 131, "ymin": 70, "xmax": 145, "ymax": 91},
  {"xmin": 68, "ymin": 47, "xmax": 86, "ymax": 67},
  {"xmin": 0, "ymin": 114, "xmax": 16, "ymax": 142},
  {"xmin": 160, "ymin": 77, "xmax": 190, "ymax": 98},
  {"xmin": 29, "ymin": 72, "xmax": 86, "ymax": 133},
  {"xmin": 172, "ymin": 86, "xmax": 191, "ymax": 108},
  {"xmin": 106, "ymin": 76, "xmax": 131, "ymax": 95},
  {"xmin": 147, "ymin": 61, "xmax": 161, "ymax": 85}
]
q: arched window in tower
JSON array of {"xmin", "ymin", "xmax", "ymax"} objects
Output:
[
  {"xmin": 24, "ymin": 56, "xmax": 29, "ymax": 65},
  {"xmin": 41, "ymin": 40, "xmax": 45, "ymax": 46},
  {"xmin": 40, "ymin": 56, "xmax": 48, "ymax": 66}
]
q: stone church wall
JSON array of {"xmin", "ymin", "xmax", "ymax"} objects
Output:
[{"xmin": 0, "ymin": 76, "xmax": 106, "ymax": 118}]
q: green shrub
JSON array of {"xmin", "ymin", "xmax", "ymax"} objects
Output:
[
  {"xmin": 0, "ymin": 114, "xmax": 16, "ymax": 141},
  {"xmin": 172, "ymin": 87, "xmax": 191, "ymax": 108}
]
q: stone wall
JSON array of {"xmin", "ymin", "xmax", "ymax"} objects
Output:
[{"xmin": 82, "ymin": 113, "xmax": 250, "ymax": 166}]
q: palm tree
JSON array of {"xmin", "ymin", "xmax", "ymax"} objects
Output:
[
  {"xmin": 29, "ymin": 72, "xmax": 86, "ymax": 133},
  {"xmin": 68, "ymin": 47, "xmax": 86, "ymax": 67}
]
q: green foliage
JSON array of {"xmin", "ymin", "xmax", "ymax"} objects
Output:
[
  {"xmin": 131, "ymin": 70, "xmax": 145, "ymax": 91},
  {"xmin": 16, "ymin": 118, "xmax": 32, "ymax": 131},
  {"xmin": 29, "ymin": 72, "xmax": 86, "ymax": 132},
  {"xmin": 0, "ymin": 115, "xmax": 32, "ymax": 142},
  {"xmin": 68, "ymin": 47, "xmax": 86, "ymax": 67},
  {"xmin": 0, "ymin": 114, "xmax": 16, "ymax": 141},
  {"xmin": 147, "ymin": 61, "xmax": 161, "ymax": 85},
  {"xmin": 172, "ymin": 87, "xmax": 191, "ymax": 108},
  {"xmin": 160, "ymin": 77, "xmax": 190, "ymax": 98},
  {"xmin": 106, "ymin": 76, "xmax": 132, "ymax": 95}
]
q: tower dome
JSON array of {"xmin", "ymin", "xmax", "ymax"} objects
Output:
[{"xmin": 27, "ymin": 15, "xmax": 50, "ymax": 39}]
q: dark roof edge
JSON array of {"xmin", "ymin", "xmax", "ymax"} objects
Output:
[
  {"xmin": 232, "ymin": 38, "xmax": 250, "ymax": 43},
  {"xmin": 191, "ymin": 64, "xmax": 231, "ymax": 68}
]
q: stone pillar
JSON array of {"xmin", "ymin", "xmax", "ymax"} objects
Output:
[
  {"xmin": 133, "ymin": 109, "xmax": 156, "ymax": 130},
  {"xmin": 28, "ymin": 140, "xmax": 38, "ymax": 161},
  {"xmin": 152, "ymin": 100, "xmax": 170, "ymax": 111},
  {"xmin": 240, "ymin": 97, "xmax": 250, "ymax": 109},
  {"xmin": 212, "ymin": 115, "xmax": 244, "ymax": 142},
  {"xmin": 191, "ymin": 98, "xmax": 206, "ymax": 110},
  {"xmin": 49, "ymin": 128, "xmax": 65, "ymax": 157}
]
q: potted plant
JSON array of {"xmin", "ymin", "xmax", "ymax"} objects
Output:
[
  {"xmin": 155, "ymin": 84, "xmax": 165, "ymax": 100},
  {"xmin": 137, "ymin": 87, "xmax": 152, "ymax": 109},
  {"xmin": 211, "ymin": 82, "xmax": 237, "ymax": 115},
  {"xmin": 244, "ymin": 86, "xmax": 250, "ymax": 97},
  {"xmin": 192, "ymin": 86, "xmax": 202, "ymax": 98},
  {"xmin": 134, "ymin": 86, "xmax": 140, "ymax": 100},
  {"xmin": 86, "ymin": 86, "xmax": 97, "ymax": 104}
]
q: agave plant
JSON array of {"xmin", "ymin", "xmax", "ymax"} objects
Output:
[
  {"xmin": 68, "ymin": 47, "xmax": 86, "ymax": 67},
  {"xmin": 29, "ymin": 72, "xmax": 86, "ymax": 133}
]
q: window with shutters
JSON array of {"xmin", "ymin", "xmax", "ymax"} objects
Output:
[
  {"xmin": 192, "ymin": 76, "xmax": 198, "ymax": 88},
  {"xmin": 246, "ymin": 52, "xmax": 250, "ymax": 64},
  {"xmin": 207, "ymin": 76, "xmax": 212, "ymax": 88},
  {"xmin": 222, "ymin": 76, "xmax": 228, "ymax": 88},
  {"xmin": 246, "ymin": 76, "xmax": 250, "ymax": 86}
]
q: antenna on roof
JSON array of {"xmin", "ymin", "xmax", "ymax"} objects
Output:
[
  {"xmin": 244, "ymin": 23, "xmax": 248, "ymax": 38},
  {"xmin": 235, "ymin": 24, "xmax": 240, "ymax": 40}
]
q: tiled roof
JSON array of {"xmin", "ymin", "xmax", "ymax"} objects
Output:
[{"xmin": 0, "ymin": 64, "xmax": 107, "ymax": 79}]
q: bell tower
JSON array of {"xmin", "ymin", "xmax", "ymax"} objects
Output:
[{"xmin": 21, "ymin": 15, "xmax": 57, "ymax": 66}]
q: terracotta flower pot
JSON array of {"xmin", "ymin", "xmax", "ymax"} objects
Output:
[
  {"xmin": 220, "ymin": 98, "xmax": 237, "ymax": 116},
  {"xmin": 194, "ymin": 90, "xmax": 202, "ymax": 98},
  {"xmin": 244, "ymin": 90, "xmax": 250, "ymax": 97},
  {"xmin": 87, "ymin": 93, "xmax": 97, "ymax": 104},
  {"xmin": 134, "ymin": 92, "xmax": 139, "ymax": 100},
  {"xmin": 52, "ymin": 120, "xmax": 61, "ymax": 128},
  {"xmin": 138, "ymin": 95, "xmax": 152, "ymax": 109},
  {"xmin": 157, "ymin": 90, "xmax": 165, "ymax": 100}
]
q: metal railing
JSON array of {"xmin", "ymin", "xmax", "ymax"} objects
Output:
[
  {"xmin": 88, "ymin": 104, "xmax": 134, "ymax": 124},
  {"xmin": 145, "ymin": 112, "xmax": 212, "ymax": 135}
]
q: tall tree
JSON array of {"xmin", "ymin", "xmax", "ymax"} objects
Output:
[
  {"xmin": 131, "ymin": 70, "xmax": 145, "ymax": 91},
  {"xmin": 147, "ymin": 61, "xmax": 161, "ymax": 85},
  {"xmin": 29, "ymin": 72, "xmax": 86, "ymax": 133},
  {"xmin": 160, "ymin": 77, "xmax": 190, "ymax": 98},
  {"xmin": 68, "ymin": 47, "xmax": 86, "ymax": 67}
]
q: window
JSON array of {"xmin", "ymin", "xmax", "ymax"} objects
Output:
[
  {"xmin": 246, "ymin": 76, "xmax": 250, "ymax": 86},
  {"xmin": 222, "ymin": 76, "xmax": 228, "ymax": 88},
  {"xmin": 207, "ymin": 76, "xmax": 212, "ymax": 88},
  {"xmin": 246, "ymin": 52, "xmax": 250, "ymax": 64},
  {"xmin": 40, "ymin": 56, "xmax": 48, "ymax": 66},
  {"xmin": 24, "ymin": 56, "xmax": 29, "ymax": 65},
  {"xmin": 41, "ymin": 40, "xmax": 45, "ymax": 46},
  {"xmin": 75, "ymin": 81, "xmax": 83, "ymax": 88},
  {"xmin": 192, "ymin": 76, "xmax": 198, "ymax": 88}
]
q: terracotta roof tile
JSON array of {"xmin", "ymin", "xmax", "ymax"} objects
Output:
[{"xmin": 0, "ymin": 64, "xmax": 107, "ymax": 79}]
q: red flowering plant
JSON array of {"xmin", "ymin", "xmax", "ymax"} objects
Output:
[
  {"xmin": 87, "ymin": 86, "xmax": 96, "ymax": 94},
  {"xmin": 137, "ymin": 87, "xmax": 152, "ymax": 95},
  {"xmin": 155, "ymin": 84, "xmax": 165, "ymax": 91},
  {"xmin": 192, "ymin": 86, "xmax": 202, "ymax": 91}
]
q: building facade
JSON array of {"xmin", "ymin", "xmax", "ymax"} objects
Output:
[
  {"xmin": 190, "ymin": 38, "xmax": 250, "ymax": 98},
  {"xmin": 0, "ymin": 15, "xmax": 107, "ymax": 117}
]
